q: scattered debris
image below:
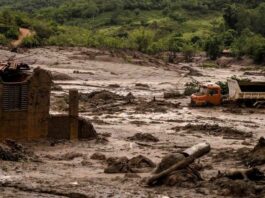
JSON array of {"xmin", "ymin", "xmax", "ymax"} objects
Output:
[
  {"xmin": 135, "ymin": 83, "xmax": 149, "ymax": 88},
  {"xmin": 73, "ymin": 70, "xmax": 94, "ymax": 75},
  {"xmin": 104, "ymin": 157, "xmax": 130, "ymax": 173},
  {"xmin": 211, "ymin": 168, "xmax": 265, "ymax": 197},
  {"xmin": 129, "ymin": 120, "xmax": 148, "ymax": 126},
  {"xmin": 135, "ymin": 99, "xmax": 180, "ymax": 113},
  {"xmin": 91, "ymin": 153, "xmax": 106, "ymax": 161},
  {"xmin": 243, "ymin": 137, "xmax": 265, "ymax": 166},
  {"xmin": 79, "ymin": 90, "xmax": 130, "ymax": 114},
  {"xmin": 146, "ymin": 142, "xmax": 210, "ymax": 186},
  {"xmin": 80, "ymin": 90, "xmax": 124, "ymax": 102},
  {"xmin": 99, "ymin": 132, "xmax": 112, "ymax": 138},
  {"xmin": 0, "ymin": 139, "xmax": 38, "ymax": 162},
  {"xmin": 104, "ymin": 155, "xmax": 155, "ymax": 174},
  {"xmin": 95, "ymin": 135, "xmax": 109, "ymax": 144},
  {"xmin": 124, "ymin": 173, "xmax": 141, "ymax": 178},
  {"xmin": 220, "ymin": 168, "xmax": 265, "ymax": 181},
  {"xmin": 47, "ymin": 152, "xmax": 83, "ymax": 161},
  {"xmin": 51, "ymin": 71, "xmax": 74, "ymax": 81},
  {"xmin": 154, "ymin": 153, "xmax": 186, "ymax": 174},
  {"xmin": 179, "ymin": 124, "xmax": 253, "ymax": 139},
  {"xmin": 128, "ymin": 133, "xmax": 159, "ymax": 142},
  {"xmin": 108, "ymin": 84, "xmax": 120, "ymax": 88},
  {"xmin": 243, "ymin": 71, "xmax": 265, "ymax": 76},
  {"xmin": 184, "ymin": 82, "xmax": 199, "ymax": 96},
  {"xmin": 164, "ymin": 91, "xmax": 183, "ymax": 99},
  {"xmin": 212, "ymin": 178, "xmax": 264, "ymax": 197},
  {"xmin": 51, "ymin": 84, "xmax": 63, "ymax": 91},
  {"xmin": 222, "ymin": 107, "xmax": 243, "ymax": 114},
  {"xmin": 128, "ymin": 155, "xmax": 156, "ymax": 172},
  {"xmin": 181, "ymin": 66, "xmax": 203, "ymax": 77}
]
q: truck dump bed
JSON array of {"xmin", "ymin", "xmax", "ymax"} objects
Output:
[{"xmin": 228, "ymin": 79, "xmax": 265, "ymax": 101}]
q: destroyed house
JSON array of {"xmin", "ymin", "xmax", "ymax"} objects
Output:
[
  {"xmin": 0, "ymin": 62, "xmax": 97, "ymax": 141},
  {"xmin": 0, "ymin": 62, "xmax": 52, "ymax": 140}
]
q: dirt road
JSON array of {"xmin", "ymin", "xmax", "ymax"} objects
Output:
[{"xmin": 0, "ymin": 47, "xmax": 265, "ymax": 197}]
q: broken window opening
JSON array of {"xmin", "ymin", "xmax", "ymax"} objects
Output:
[{"xmin": 2, "ymin": 84, "xmax": 28, "ymax": 111}]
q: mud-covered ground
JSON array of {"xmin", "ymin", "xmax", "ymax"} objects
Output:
[{"xmin": 0, "ymin": 47, "xmax": 265, "ymax": 198}]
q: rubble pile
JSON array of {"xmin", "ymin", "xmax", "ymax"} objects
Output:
[
  {"xmin": 164, "ymin": 91, "xmax": 183, "ymax": 99},
  {"xmin": 90, "ymin": 152, "xmax": 106, "ymax": 161},
  {"xmin": 181, "ymin": 66, "xmax": 203, "ymax": 77},
  {"xmin": 104, "ymin": 155, "xmax": 156, "ymax": 174},
  {"xmin": 212, "ymin": 178, "xmax": 264, "ymax": 197},
  {"xmin": 51, "ymin": 71, "xmax": 74, "ymax": 81},
  {"xmin": 79, "ymin": 90, "xmax": 133, "ymax": 114},
  {"xmin": 182, "ymin": 124, "xmax": 253, "ymax": 139},
  {"xmin": 135, "ymin": 99, "xmax": 180, "ymax": 113},
  {"xmin": 146, "ymin": 143, "xmax": 210, "ymax": 187},
  {"xmin": 153, "ymin": 153, "xmax": 202, "ymax": 187},
  {"xmin": 242, "ymin": 137, "xmax": 265, "ymax": 166},
  {"xmin": 211, "ymin": 168, "xmax": 265, "ymax": 197},
  {"xmin": 128, "ymin": 133, "xmax": 159, "ymax": 142},
  {"xmin": 0, "ymin": 140, "xmax": 38, "ymax": 162}
]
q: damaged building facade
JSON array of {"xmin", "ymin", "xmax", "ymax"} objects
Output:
[{"xmin": 0, "ymin": 62, "xmax": 97, "ymax": 141}]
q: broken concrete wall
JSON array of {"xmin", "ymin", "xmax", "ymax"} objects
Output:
[
  {"xmin": 48, "ymin": 115, "xmax": 70, "ymax": 139},
  {"xmin": 0, "ymin": 68, "xmax": 52, "ymax": 141},
  {"xmin": 48, "ymin": 115, "xmax": 97, "ymax": 140}
]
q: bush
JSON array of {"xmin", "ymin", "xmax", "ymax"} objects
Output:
[
  {"xmin": 205, "ymin": 36, "xmax": 223, "ymax": 60},
  {"xmin": 4, "ymin": 27, "xmax": 19, "ymax": 39},
  {"xmin": 182, "ymin": 44, "xmax": 197, "ymax": 62},
  {"xmin": 216, "ymin": 81, "xmax": 228, "ymax": 95},
  {"xmin": 168, "ymin": 12, "xmax": 186, "ymax": 23},
  {"xmin": 32, "ymin": 21, "xmax": 57, "ymax": 40},
  {"xmin": 253, "ymin": 44, "xmax": 265, "ymax": 64},
  {"xmin": 21, "ymin": 36, "xmax": 40, "ymax": 48},
  {"xmin": 184, "ymin": 81, "xmax": 199, "ymax": 96},
  {"xmin": 129, "ymin": 28, "xmax": 155, "ymax": 52},
  {"xmin": 0, "ymin": 34, "xmax": 7, "ymax": 45},
  {"xmin": 231, "ymin": 31, "xmax": 265, "ymax": 63}
]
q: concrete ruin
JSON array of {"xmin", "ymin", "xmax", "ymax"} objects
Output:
[{"xmin": 0, "ymin": 62, "xmax": 97, "ymax": 141}]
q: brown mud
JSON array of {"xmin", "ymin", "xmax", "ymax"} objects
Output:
[{"xmin": 0, "ymin": 47, "xmax": 265, "ymax": 197}]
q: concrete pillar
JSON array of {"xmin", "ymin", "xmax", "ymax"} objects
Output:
[{"xmin": 69, "ymin": 89, "xmax": 79, "ymax": 140}]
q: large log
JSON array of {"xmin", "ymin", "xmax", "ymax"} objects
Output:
[
  {"xmin": 146, "ymin": 142, "xmax": 210, "ymax": 186},
  {"xmin": 182, "ymin": 142, "xmax": 211, "ymax": 158},
  {"xmin": 146, "ymin": 155, "xmax": 195, "ymax": 186}
]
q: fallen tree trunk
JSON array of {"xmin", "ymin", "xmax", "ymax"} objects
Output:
[
  {"xmin": 146, "ymin": 155, "xmax": 195, "ymax": 186},
  {"xmin": 146, "ymin": 142, "xmax": 211, "ymax": 186},
  {"xmin": 182, "ymin": 142, "xmax": 211, "ymax": 158}
]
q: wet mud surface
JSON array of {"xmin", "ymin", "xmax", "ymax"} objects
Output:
[{"xmin": 1, "ymin": 47, "xmax": 265, "ymax": 197}]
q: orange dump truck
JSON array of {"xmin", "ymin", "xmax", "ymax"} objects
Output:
[{"xmin": 191, "ymin": 79, "xmax": 265, "ymax": 107}]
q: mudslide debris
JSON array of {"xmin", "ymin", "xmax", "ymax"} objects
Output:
[
  {"xmin": 243, "ymin": 137, "xmax": 265, "ymax": 166},
  {"xmin": 146, "ymin": 142, "xmax": 210, "ymax": 186},
  {"xmin": 128, "ymin": 133, "xmax": 159, "ymax": 142},
  {"xmin": 179, "ymin": 124, "xmax": 253, "ymax": 139},
  {"xmin": 0, "ymin": 139, "xmax": 38, "ymax": 162},
  {"xmin": 104, "ymin": 155, "xmax": 155, "ymax": 174}
]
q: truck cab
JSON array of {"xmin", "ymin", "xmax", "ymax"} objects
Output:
[{"xmin": 191, "ymin": 83, "xmax": 222, "ymax": 106}]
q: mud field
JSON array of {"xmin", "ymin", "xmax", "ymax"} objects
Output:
[{"xmin": 1, "ymin": 47, "xmax": 265, "ymax": 198}]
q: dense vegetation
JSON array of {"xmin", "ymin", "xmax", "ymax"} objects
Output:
[{"xmin": 0, "ymin": 0, "xmax": 265, "ymax": 63}]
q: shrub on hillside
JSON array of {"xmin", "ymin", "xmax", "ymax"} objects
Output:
[
  {"xmin": 0, "ymin": 34, "xmax": 7, "ymax": 45},
  {"xmin": 205, "ymin": 36, "xmax": 223, "ymax": 60},
  {"xmin": 129, "ymin": 28, "xmax": 155, "ymax": 52},
  {"xmin": 4, "ymin": 27, "xmax": 19, "ymax": 39},
  {"xmin": 21, "ymin": 35, "xmax": 40, "ymax": 48}
]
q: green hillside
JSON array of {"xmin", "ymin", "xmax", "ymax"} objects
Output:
[{"xmin": 0, "ymin": 0, "xmax": 265, "ymax": 63}]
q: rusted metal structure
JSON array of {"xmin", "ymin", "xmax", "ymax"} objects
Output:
[{"xmin": 0, "ymin": 61, "xmax": 97, "ymax": 141}]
